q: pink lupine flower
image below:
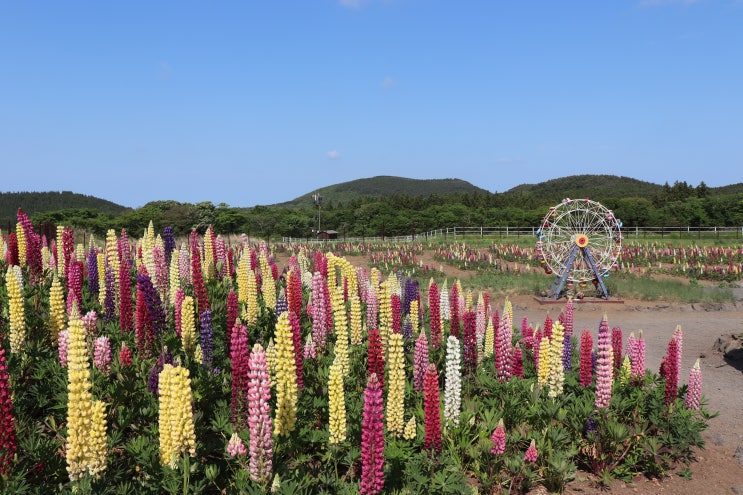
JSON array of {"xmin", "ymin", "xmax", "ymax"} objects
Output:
[
  {"xmin": 685, "ymin": 359, "xmax": 702, "ymax": 410},
  {"xmin": 247, "ymin": 343, "xmax": 273, "ymax": 484},
  {"xmin": 490, "ymin": 419, "xmax": 506, "ymax": 455},
  {"xmin": 594, "ymin": 316, "xmax": 613, "ymax": 409},
  {"xmin": 58, "ymin": 329, "xmax": 69, "ymax": 367},
  {"xmin": 413, "ymin": 331, "xmax": 429, "ymax": 392},
  {"xmin": 227, "ymin": 433, "xmax": 247, "ymax": 457},
  {"xmin": 93, "ymin": 336, "xmax": 111, "ymax": 376},
  {"xmin": 524, "ymin": 439, "xmax": 538, "ymax": 462}
]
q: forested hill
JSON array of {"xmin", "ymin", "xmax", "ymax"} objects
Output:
[
  {"xmin": 278, "ymin": 176, "xmax": 489, "ymax": 208},
  {"xmin": 504, "ymin": 175, "xmax": 662, "ymax": 201},
  {"xmin": 0, "ymin": 191, "xmax": 129, "ymax": 229}
]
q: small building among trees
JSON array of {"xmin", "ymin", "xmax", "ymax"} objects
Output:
[{"xmin": 316, "ymin": 230, "xmax": 338, "ymax": 240}]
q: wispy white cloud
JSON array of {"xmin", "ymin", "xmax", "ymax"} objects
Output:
[
  {"xmin": 327, "ymin": 150, "xmax": 341, "ymax": 160},
  {"xmin": 639, "ymin": 0, "xmax": 701, "ymax": 6},
  {"xmin": 380, "ymin": 76, "xmax": 396, "ymax": 89},
  {"xmin": 339, "ymin": 0, "xmax": 366, "ymax": 9},
  {"xmin": 158, "ymin": 62, "xmax": 172, "ymax": 80}
]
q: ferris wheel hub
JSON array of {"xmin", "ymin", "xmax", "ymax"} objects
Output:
[{"xmin": 574, "ymin": 234, "xmax": 589, "ymax": 248}]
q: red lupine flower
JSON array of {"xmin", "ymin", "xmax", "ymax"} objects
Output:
[
  {"xmin": 287, "ymin": 270, "xmax": 303, "ymax": 321},
  {"xmin": 226, "ymin": 289, "xmax": 239, "ymax": 346},
  {"xmin": 612, "ymin": 327, "xmax": 623, "ymax": 370},
  {"xmin": 390, "ymin": 294, "xmax": 401, "ymax": 334},
  {"xmin": 423, "ymin": 363, "xmax": 442, "ymax": 454},
  {"xmin": 119, "ymin": 254, "xmax": 134, "ymax": 333},
  {"xmin": 0, "ymin": 348, "xmax": 17, "ymax": 475},
  {"xmin": 367, "ymin": 329, "xmax": 384, "ymax": 389},
  {"xmin": 119, "ymin": 343, "xmax": 132, "ymax": 367},
  {"xmin": 230, "ymin": 324, "xmax": 251, "ymax": 430}
]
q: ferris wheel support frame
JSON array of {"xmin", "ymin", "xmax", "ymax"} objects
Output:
[{"xmin": 547, "ymin": 244, "xmax": 611, "ymax": 300}]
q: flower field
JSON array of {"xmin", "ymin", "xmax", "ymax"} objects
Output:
[{"xmin": 0, "ymin": 211, "xmax": 713, "ymax": 494}]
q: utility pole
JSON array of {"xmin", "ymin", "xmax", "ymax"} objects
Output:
[{"xmin": 312, "ymin": 192, "xmax": 323, "ymax": 237}]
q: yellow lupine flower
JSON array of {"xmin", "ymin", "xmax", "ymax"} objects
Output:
[
  {"xmin": 76, "ymin": 243, "xmax": 85, "ymax": 266},
  {"xmin": 259, "ymin": 251, "xmax": 276, "ymax": 310},
  {"xmin": 237, "ymin": 252, "xmax": 250, "ymax": 304},
  {"xmin": 56, "ymin": 225, "xmax": 65, "ymax": 276},
  {"xmin": 619, "ymin": 355, "xmax": 632, "ymax": 386},
  {"xmin": 49, "ymin": 275, "xmax": 66, "ymax": 343},
  {"xmin": 6, "ymin": 266, "xmax": 26, "ymax": 354},
  {"xmin": 548, "ymin": 321, "xmax": 565, "ymax": 398},
  {"xmin": 41, "ymin": 245, "xmax": 50, "ymax": 270},
  {"xmin": 331, "ymin": 288, "xmax": 349, "ymax": 374},
  {"xmin": 97, "ymin": 252, "xmax": 107, "ymax": 307},
  {"xmin": 180, "ymin": 296, "xmax": 197, "ymax": 356},
  {"xmin": 410, "ymin": 299, "xmax": 419, "ymax": 332},
  {"xmin": 328, "ymin": 359, "xmax": 346, "ymax": 444},
  {"xmin": 404, "ymin": 416, "xmax": 417, "ymax": 440},
  {"xmin": 16, "ymin": 222, "xmax": 27, "ymax": 266},
  {"xmin": 105, "ymin": 229, "xmax": 120, "ymax": 302},
  {"xmin": 503, "ymin": 297, "xmax": 513, "ymax": 324},
  {"xmin": 273, "ymin": 312, "xmax": 298, "ymax": 436},
  {"xmin": 66, "ymin": 307, "xmax": 107, "ymax": 480},
  {"xmin": 158, "ymin": 364, "xmax": 197, "ymax": 467},
  {"xmin": 245, "ymin": 268, "xmax": 259, "ymax": 326},
  {"xmin": 349, "ymin": 294, "xmax": 362, "ymax": 346},
  {"xmin": 537, "ymin": 337, "xmax": 550, "ymax": 388},
  {"xmin": 203, "ymin": 226, "xmax": 216, "ymax": 281},
  {"xmin": 386, "ymin": 333, "xmax": 405, "ymax": 438},
  {"xmin": 378, "ymin": 281, "xmax": 392, "ymax": 354},
  {"xmin": 169, "ymin": 251, "xmax": 180, "ymax": 306},
  {"xmin": 484, "ymin": 318, "xmax": 494, "ymax": 359}
]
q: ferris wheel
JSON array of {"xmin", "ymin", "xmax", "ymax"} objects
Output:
[{"xmin": 536, "ymin": 198, "xmax": 622, "ymax": 299}]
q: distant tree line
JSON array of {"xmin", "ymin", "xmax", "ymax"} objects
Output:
[{"xmin": 19, "ymin": 181, "xmax": 743, "ymax": 241}]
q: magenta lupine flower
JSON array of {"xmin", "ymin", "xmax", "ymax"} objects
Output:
[
  {"xmin": 423, "ymin": 364, "xmax": 442, "ymax": 454},
  {"xmin": 685, "ymin": 359, "xmax": 702, "ymax": 410},
  {"xmin": 287, "ymin": 270, "xmax": 303, "ymax": 321},
  {"xmin": 511, "ymin": 345, "xmax": 524, "ymax": 378},
  {"xmin": 58, "ymin": 329, "xmax": 69, "ymax": 367},
  {"xmin": 611, "ymin": 327, "xmax": 623, "ymax": 370},
  {"xmin": 594, "ymin": 316, "xmax": 613, "ymax": 409},
  {"xmin": 247, "ymin": 343, "xmax": 273, "ymax": 484},
  {"xmin": 494, "ymin": 308, "xmax": 512, "ymax": 382},
  {"xmin": 360, "ymin": 373, "xmax": 385, "ymax": 495},
  {"xmin": 543, "ymin": 314, "xmax": 553, "ymax": 341},
  {"xmin": 226, "ymin": 289, "xmax": 239, "ymax": 345},
  {"xmin": 66, "ymin": 261, "xmax": 83, "ymax": 316},
  {"xmin": 119, "ymin": 254, "xmax": 134, "ymax": 333},
  {"xmin": 579, "ymin": 330, "xmax": 593, "ymax": 387},
  {"xmin": 119, "ymin": 343, "xmax": 132, "ymax": 367},
  {"xmin": 62, "ymin": 227, "xmax": 75, "ymax": 276},
  {"xmin": 428, "ymin": 280, "xmax": 442, "ymax": 349},
  {"xmin": 93, "ymin": 336, "xmax": 112, "ymax": 376},
  {"xmin": 231, "ymin": 324, "xmax": 250, "ymax": 429},
  {"xmin": 490, "ymin": 419, "xmax": 506, "ymax": 455},
  {"xmin": 227, "ymin": 433, "xmax": 247, "ymax": 457},
  {"xmin": 390, "ymin": 294, "xmax": 401, "ymax": 334},
  {"xmin": 524, "ymin": 439, "xmax": 538, "ymax": 462},
  {"xmin": 413, "ymin": 331, "xmax": 429, "ymax": 393},
  {"xmin": 449, "ymin": 282, "xmax": 461, "ymax": 339},
  {"xmin": 0, "ymin": 348, "xmax": 17, "ymax": 475},
  {"xmin": 661, "ymin": 336, "xmax": 680, "ymax": 406},
  {"xmin": 462, "ymin": 310, "xmax": 477, "ymax": 374},
  {"xmin": 191, "ymin": 237, "xmax": 210, "ymax": 316}
]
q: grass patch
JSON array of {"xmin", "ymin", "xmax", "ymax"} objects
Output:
[{"xmin": 607, "ymin": 274, "xmax": 735, "ymax": 303}]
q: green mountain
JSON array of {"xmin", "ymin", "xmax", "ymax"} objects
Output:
[
  {"xmin": 0, "ymin": 191, "xmax": 129, "ymax": 229},
  {"xmin": 277, "ymin": 176, "xmax": 490, "ymax": 208},
  {"xmin": 503, "ymin": 174, "xmax": 663, "ymax": 201}
]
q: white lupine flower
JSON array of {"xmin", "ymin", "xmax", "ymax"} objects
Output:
[{"xmin": 444, "ymin": 335, "xmax": 462, "ymax": 427}]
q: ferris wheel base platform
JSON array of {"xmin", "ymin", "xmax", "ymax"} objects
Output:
[{"xmin": 533, "ymin": 296, "xmax": 625, "ymax": 305}]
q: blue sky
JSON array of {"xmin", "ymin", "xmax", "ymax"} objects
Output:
[{"xmin": 1, "ymin": 1, "xmax": 741, "ymax": 208}]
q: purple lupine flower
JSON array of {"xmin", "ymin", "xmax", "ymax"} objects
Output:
[
  {"xmin": 403, "ymin": 277, "xmax": 417, "ymax": 317},
  {"xmin": 147, "ymin": 349, "xmax": 173, "ymax": 395},
  {"xmin": 402, "ymin": 317, "xmax": 413, "ymax": 341},
  {"xmin": 87, "ymin": 246, "xmax": 99, "ymax": 296},
  {"xmin": 585, "ymin": 414, "xmax": 598, "ymax": 438},
  {"xmin": 163, "ymin": 226, "xmax": 175, "ymax": 266},
  {"xmin": 104, "ymin": 264, "xmax": 117, "ymax": 324},
  {"xmin": 275, "ymin": 295, "xmax": 288, "ymax": 318},
  {"xmin": 137, "ymin": 272, "xmax": 167, "ymax": 336},
  {"xmin": 200, "ymin": 310, "xmax": 214, "ymax": 368}
]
